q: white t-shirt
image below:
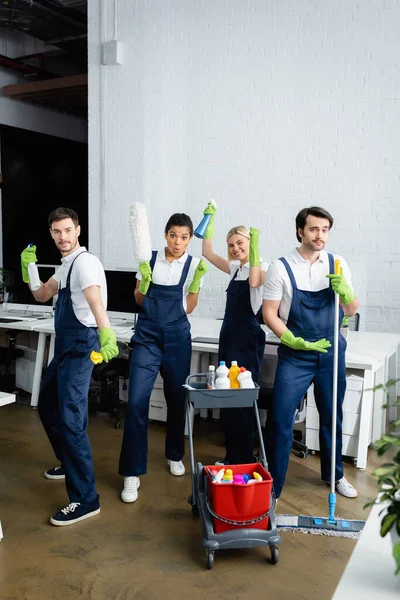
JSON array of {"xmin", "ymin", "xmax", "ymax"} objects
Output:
[
  {"xmin": 262, "ymin": 248, "xmax": 353, "ymax": 324},
  {"xmin": 53, "ymin": 246, "xmax": 107, "ymax": 327},
  {"xmin": 136, "ymin": 248, "xmax": 203, "ymax": 311},
  {"xmin": 228, "ymin": 260, "xmax": 269, "ymax": 315}
]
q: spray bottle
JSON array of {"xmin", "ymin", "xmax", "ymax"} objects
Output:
[{"xmin": 27, "ymin": 245, "xmax": 41, "ymax": 291}]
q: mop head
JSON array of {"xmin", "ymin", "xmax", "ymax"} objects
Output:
[
  {"xmin": 129, "ymin": 202, "xmax": 152, "ymax": 263},
  {"xmin": 277, "ymin": 514, "xmax": 365, "ymax": 539}
]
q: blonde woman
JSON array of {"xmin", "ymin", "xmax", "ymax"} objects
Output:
[{"xmin": 201, "ymin": 203, "xmax": 268, "ymax": 464}]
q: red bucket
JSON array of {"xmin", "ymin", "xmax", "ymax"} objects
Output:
[{"xmin": 204, "ymin": 463, "xmax": 273, "ymax": 534}]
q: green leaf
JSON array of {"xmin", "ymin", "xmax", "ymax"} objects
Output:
[
  {"xmin": 380, "ymin": 512, "xmax": 397, "ymax": 537},
  {"xmin": 393, "ymin": 541, "xmax": 400, "ymax": 575},
  {"xmin": 373, "ymin": 465, "xmax": 396, "ymax": 478}
]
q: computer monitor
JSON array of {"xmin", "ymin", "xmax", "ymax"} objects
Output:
[
  {"xmin": 105, "ymin": 270, "xmax": 140, "ymax": 316},
  {"xmin": 4, "ymin": 265, "xmax": 57, "ymax": 311}
]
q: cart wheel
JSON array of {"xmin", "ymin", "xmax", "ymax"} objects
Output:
[
  {"xmin": 269, "ymin": 546, "xmax": 279, "ymax": 565},
  {"xmin": 114, "ymin": 421, "xmax": 121, "ymax": 429},
  {"xmin": 353, "ymin": 459, "xmax": 357, "ymax": 467},
  {"xmin": 192, "ymin": 504, "xmax": 199, "ymax": 516},
  {"xmin": 206, "ymin": 550, "xmax": 214, "ymax": 570},
  {"xmin": 310, "ymin": 450, "xmax": 316, "ymax": 456},
  {"xmin": 298, "ymin": 450, "xmax": 308, "ymax": 459}
]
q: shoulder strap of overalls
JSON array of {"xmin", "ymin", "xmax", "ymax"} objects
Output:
[
  {"xmin": 179, "ymin": 255, "xmax": 193, "ymax": 286},
  {"xmin": 327, "ymin": 253, "xmax": 334, "ymax": 286},
  {"xmin": 65, "ymin": 251, "xmax": 90, "ymax": 289},
  {"xmin": 150, "ymin": 250, "xmax": 157, "ymax": 271},
  {"xmin": 279, "ymin": 257, "xmax": 298, "ymax": 291}
]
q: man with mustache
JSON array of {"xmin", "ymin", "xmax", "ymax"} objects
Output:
[
  {"xmin": 20, "ymin": 207, "xmax": 118, "ymax": 526},
  {"xmin": 262, "ymin": 207, "xmax": 359, "ymax": 500}
]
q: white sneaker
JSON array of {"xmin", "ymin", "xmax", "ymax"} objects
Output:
[
  {"xmin": 335, "ymin": 477, "xmax": 358, "ymax": 498},
  {"xmin": 167, "ymin": 460, "xmax": 185, "ymax": 476},
  {"xmin": 121, "ymin": 476, "xmax": 140, "ymax": 503}
]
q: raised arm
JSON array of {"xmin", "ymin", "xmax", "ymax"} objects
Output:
[
  {"xmin": 200, "ymin": 202, "xmax": 230, "ymax": 274},
  {"xmin": 248, "ymin": 227, "xmax": 266, "ymax": 288}
]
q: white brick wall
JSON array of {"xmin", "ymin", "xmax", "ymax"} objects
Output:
[
  {"xmin": 0, "ymin": 30, "xmax": 87, "ymax": 142},
  {"xmin": 88, "ymin": 0, "xmax": 400, "ymax": 326}
]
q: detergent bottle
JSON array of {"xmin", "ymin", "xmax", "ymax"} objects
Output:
[
  {"xmin": 221, "ymin": 469, "xmax": 233, "ymax": 483},
  {"xmin": 215, "ymin": 361, "xmax": 230, "ymax": 389},
  {"xmin": 237, "ymin": 367, "xmax": 255, "ymax": 389},
  {"xmin": 228, "ymin": 361, "xmax": 240, "ymax": 389}
]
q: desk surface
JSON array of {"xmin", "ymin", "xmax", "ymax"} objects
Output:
[
  {"xmin": 18, "ymin": 315, "xmax": 400, "ymax": 371},
  {"xmin": 332, "ymin": 503, "xmax": 400, "ymax": 599},
  {"xmin": 0, "ymin": 391, "xmax": 16, "ymax": 407}
]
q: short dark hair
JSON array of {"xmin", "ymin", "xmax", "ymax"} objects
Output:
[
  {"xmin": 164, "ymin": 213, "xmax": 193, "ymax": 236},
  {"xmin": 48, "ymin": 207, "xmax": 79, "ymax": 229},
  {"xmin": 295, "ymin": 206, "xmax": 334, "ymax": 242}
]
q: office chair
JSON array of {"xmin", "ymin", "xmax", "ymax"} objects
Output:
[
  {"xmin": 257, "ymin": 384, "xmax": 309, "ymax": 459},
  {"xmin": 347, "ymin": 312, "xmax": 360, "ymax": 331},
  {"xmin": 89, "ymin": 356, "xmax": 129, "ymax": 429}
]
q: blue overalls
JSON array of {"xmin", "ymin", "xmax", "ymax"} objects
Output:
[
  {"xmin": 218, "ymin": 269, "xmax": 266, "ymax": 464},
  {"xmin": 38, "ymin": 252, "xmax": 99, "ymax": 506},
  {"xmin": 119, "ymin": 250, "xmax": 193, "ymax": 477},
  {"xmin": 265, "ymin": 253, "xmax": 346, "ymax": 498}
]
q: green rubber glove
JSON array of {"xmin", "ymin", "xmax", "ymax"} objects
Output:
[
  {"xmin": 326, "ymin": 271, "xmax": 355, "ymax": 305},
  {"xmin": 281, "ymin": 330, "xmax": 331, "ymax": 353},
  {"xmin": 341, "ymin": 315, "xmax": 349, "ymax": 327},
  {"xmin": 203, "ymin": 202, "xmax": 217, "ymax": 240},
  {"xmin": 138, "ymin": 261, "xmax": 152, "ymax": 295},
  {"xmin": 188, "ymin": 259, "xmax": 208, "ymax": 293},
  {"xmin": 249, "ymin": 227, "xmax": 261, "ymax": 267},
  {"xmin": 99, "ymin": 328, "xmax": 118, "ymax": 363},
  {"xmin": 21, "ymin": 245, "xmax": 37, "ymax": 284}
]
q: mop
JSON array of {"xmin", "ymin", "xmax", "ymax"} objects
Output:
[
  {"xmin": 91, "ymin": 202, "xmax": 152, "ymax": 365},
  {"xmin": 277, "ymin": 259, "xmax": 365, "ymax": 539}
]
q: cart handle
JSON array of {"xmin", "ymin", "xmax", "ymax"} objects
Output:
[{"xmin": 185, "ymin": 373, "xmax": 208, "ymax": 385}]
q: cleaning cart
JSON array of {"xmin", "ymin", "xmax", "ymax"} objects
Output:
[{"xmin": 185, "ymin": 373, "xmax": 281, "ymax": 569}]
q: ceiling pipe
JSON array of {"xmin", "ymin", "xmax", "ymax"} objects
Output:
[
  {"xmin": 19, "ymin": 0, "xmax": 87, "ymax": 31},
  {"xmin": 0, "ymin": 53, "xmax": 56, "ymax": 79}
]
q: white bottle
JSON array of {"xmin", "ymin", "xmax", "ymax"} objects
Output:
[
  {"xmin": 216, "ymin": 361, "xmax": 229, "ymax": 378},
  {"xmin": 237, "ymin": 367, "xmax": 255, "ymax": 389},
  {"xmin": 28, "ymin": 263, "xmax": 41, "ymax": 291},
  {"xmin": 207, "ymin": 365, "xmax": 216, "ymax": 390},
  {"xmin": 215, "ymin": 360, "xmax": 230, "ymax": 390}
]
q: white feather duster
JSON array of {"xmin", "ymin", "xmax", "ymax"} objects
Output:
[{"xmin": 129, "ymin": 202, "xmax": 152, "ymax": 263}]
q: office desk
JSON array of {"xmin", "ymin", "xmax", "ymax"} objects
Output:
[
  {"xmin": 27, "ymin": 317, "xmax": 400, "ymax": 467},
  {"xmin": 30, "ymin": 317, "xmax": 137, "ymax": 407},
  {"xmin": 185, "ymin": 320, "xmax": 400, "ymax": 470},
  {"xmin": 0, "ymin": 391, "xmax": 16, "ymax": 541}
]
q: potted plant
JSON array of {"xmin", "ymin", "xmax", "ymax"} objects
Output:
[{"xmin": 365, "ymin": 380, "xmax": 400, "ymax": 575}]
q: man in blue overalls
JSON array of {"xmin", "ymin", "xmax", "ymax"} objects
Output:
[
  {"xmin": 20, "ymin": 207, "xmax": 119, "ymax": 526},
  {"xmin": 262, "ymin": 206, "xmax": 359, "ymax": 499}
]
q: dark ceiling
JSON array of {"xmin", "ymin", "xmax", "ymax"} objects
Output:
[{"xmin": 0, "ymin": 0, "xmax": 88, "ymax": 116}]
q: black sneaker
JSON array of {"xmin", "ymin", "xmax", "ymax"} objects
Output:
[
  {"xmin": 44, "ymin": 465, "xmax": 65, "ymax": 480},
  {"xmin": 50, "ymin": 501, "xmax": 100, "ymax": 526}
]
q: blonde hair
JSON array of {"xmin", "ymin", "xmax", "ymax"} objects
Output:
[{"xmin": 226, "ymin": 226, "xmax": 250, "ymax": 260}]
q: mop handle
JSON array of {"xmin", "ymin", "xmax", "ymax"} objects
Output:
[{"xmin": 330, "ymin": 259, "xmax": 341, "ymax": 495}]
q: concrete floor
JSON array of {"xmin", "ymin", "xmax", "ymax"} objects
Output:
[{"xmin": 0, "ymin": 402, "xmax": 376, "ymax": 600}]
